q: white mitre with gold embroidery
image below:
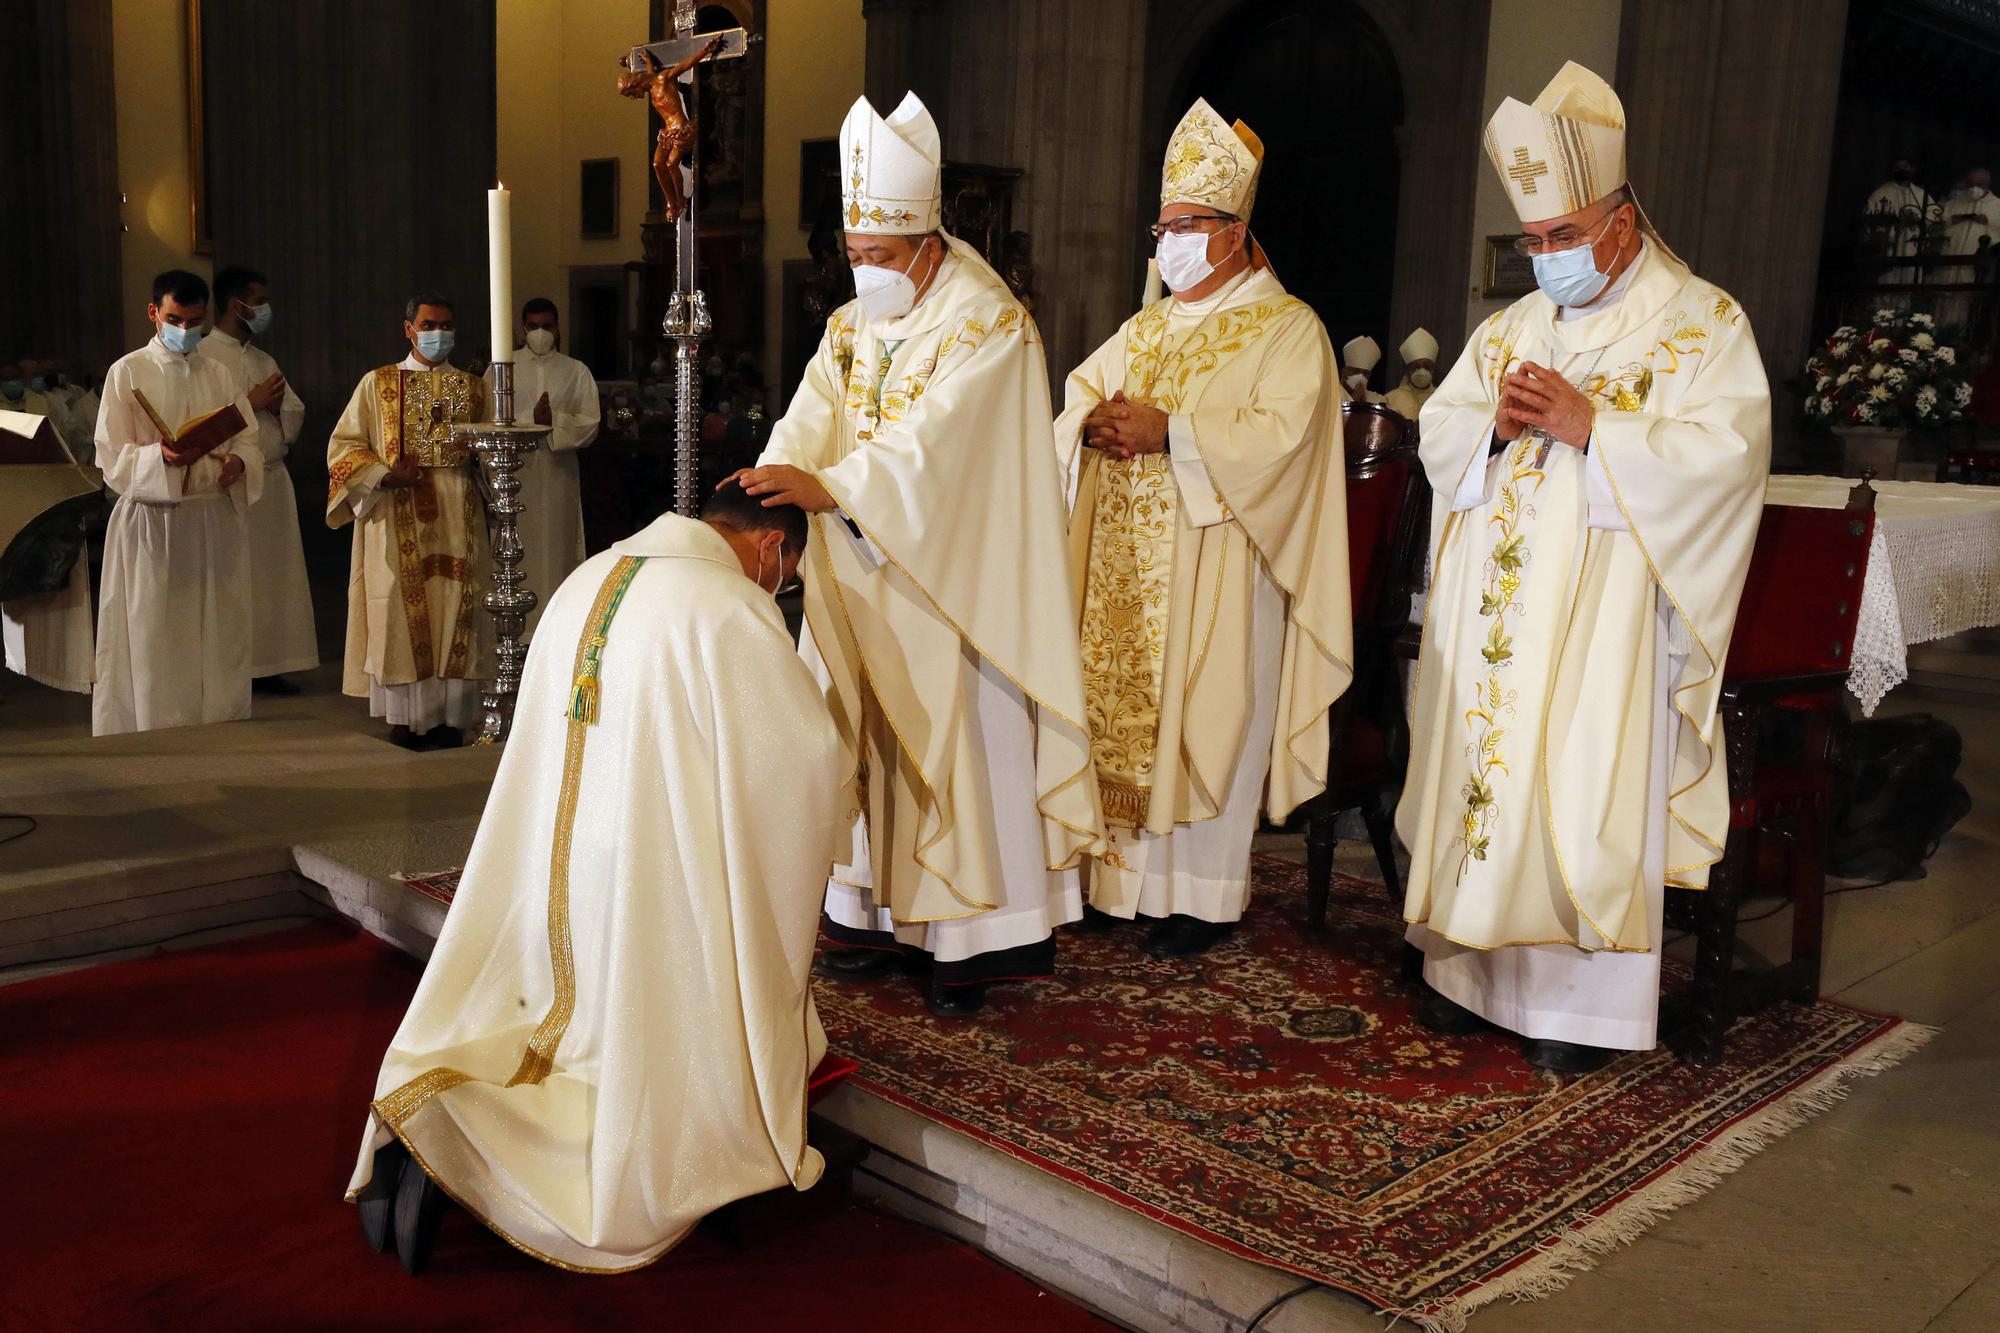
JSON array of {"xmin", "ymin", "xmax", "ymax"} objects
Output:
[
  {"xmin": 1483, "ymin": 60, "xmax": 1627, "ymax": 223},
  {"xmin": 840, "ymin": 92, "xmax": 941, "ymax": 235},
  {"xmin": 1161, "ymin": 98, "xmax": 1264, "ymax": 221},
  {"xmin": 1399, "ymin": 327, "xmax": 1438, "ymax": 364}
]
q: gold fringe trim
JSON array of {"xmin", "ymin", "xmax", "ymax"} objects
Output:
[
  {"xmin": 1098, "ymin": 778, "xmax": 1152, "ymax": 828},
  {"xmin": 1381, "ymin": 1019, "xmax": 1939, "ymax": 1332}
]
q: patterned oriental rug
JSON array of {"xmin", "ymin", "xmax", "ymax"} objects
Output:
[
  {"xmin": 391, "ymin": 857, "xmax": 1932, "ymax": 1329},
  {"xmin": 811, "ymin": 857, "xmax": 1935, "ymax": 1330}
]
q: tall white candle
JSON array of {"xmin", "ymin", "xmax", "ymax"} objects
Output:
[{"xmin": 488, "ymin": 184, "xmax": 513, "ymax": 367}]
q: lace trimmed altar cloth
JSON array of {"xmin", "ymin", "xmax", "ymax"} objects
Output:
[{"xmin": 1764, "ymin": 475, "xmax": 2000, "ymax": 714}]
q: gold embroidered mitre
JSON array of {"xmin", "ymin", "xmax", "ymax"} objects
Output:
[
  {"xmin": 1160, "ymin": 98, "xmax": 1264, "ymax": 221},
  {"xmin": 1483, "ymin": 60, "xmax": 1627, "ymax": 223},
  {"xmin": 840, "ymin": 92, "xmax": 941, "ymax": 235}
]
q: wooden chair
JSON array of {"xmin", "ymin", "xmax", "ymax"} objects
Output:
[
  {"xmin": 1302, "ymin": 402, "xmax": 1429, "ymax": 932},
  {"xmin": 1668, "ymin": 475, "xmax": 1877, "ymax": 1066}
]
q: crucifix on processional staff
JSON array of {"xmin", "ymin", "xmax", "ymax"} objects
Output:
[{"xmin": 617, "ymin": 1, "xmax": 751, "ymax": 518}]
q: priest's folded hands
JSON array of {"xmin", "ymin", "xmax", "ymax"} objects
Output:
[
  {"xmin": 1081, "ymin": 389, "xmax": 1168, "ymax": 460},
  {"xmin": 1499, "ymin": 361, "xmax": 1594, "ymax": 447}
]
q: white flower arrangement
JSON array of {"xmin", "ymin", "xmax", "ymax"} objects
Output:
[{"xmin": 1802, "ymin": 310, "xmax": 1972, "ymax": 429}]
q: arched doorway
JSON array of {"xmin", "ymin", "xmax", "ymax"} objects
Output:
[{"xmin": 1171, "ymin": 0, "xmax": 1403, "ymax": 350}]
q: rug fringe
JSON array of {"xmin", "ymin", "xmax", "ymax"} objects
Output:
[{"xmin": 1380, "ymin": 1020, "xmax": 1938, "ymax": 1332}]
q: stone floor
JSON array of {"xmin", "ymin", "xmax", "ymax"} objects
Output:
[{"xmin": 2, "ymin": 669, "xmax": 1996, "ymax": 1331}]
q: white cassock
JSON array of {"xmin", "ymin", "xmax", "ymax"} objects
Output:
[
  {"xmin": 347, "ymin": 513, "xmax": 845, "ymax": 1271},
  {"xmin": 484, "ymin": 346, "xmax": 599, "ymax": 639},
  {"xmin": 199, "ymin": 331, "xmax": 318, "ymax": 677},
  {"xmin": 1399, "ymin": 242, "xmax": 1769, "ymax": 1050},
  {"xmin": 1054, "ymin": 269, "xmax": 1352, "ymax": 923},
  {"xmin": 91, "ymin": 338, "xmax": 263, "ymax": 736},
  {"xmin": 1936, "ymin": 188, "xmax": 2000, "ymax": 328},
  {"xmin": 759, "ymin": 237, "xmax": 1103, "ymax": 984},
  {"xmin": 1866, "ymin": 179, "xmax": 1933, "ymax": 294}
]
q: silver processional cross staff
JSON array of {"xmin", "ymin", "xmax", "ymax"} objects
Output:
[{"xmin": 622, "ymin": 10, "xmax": 751, "ymax": 518}]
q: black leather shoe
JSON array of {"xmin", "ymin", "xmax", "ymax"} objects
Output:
[
  {"xmin": 393, "ymin": 1159, "xmax": 446, "ymax": 1276},
  {"xmin": 389, "ymin": 724, "xmax": 422, "ymax": 751},
  {"xmin": 1418, "ymin": 991, "xmax": 1495, "ymax": 1037},
  {"xmin": 252, "ymin": 675, "xmax": 301, "ymax": 696},
  {"xmin": 813, "ymin": 948, "xmax": 900, "ymax": 981},
  {"xmin": 926, "ymin": 981, "xmax": 987, "ymax": 1018},
  {"xmin": 415, "ymin": 726, "xmax": 465, "ymax": 751},
  {"xmin": 1140, "ymin": 915, "xmax": 1235, "ymax": 958},
  {"xmin": 1523, "ymin": 1038, "xmax": 1616, "ymax": 1075},
  {"xmin": 1067, "ymin": 905, "xmax": 1124, "ymax": 934},
  {"xmin": 356, "ymin": 1139, "xmax": 409, "ymax": 1254}
]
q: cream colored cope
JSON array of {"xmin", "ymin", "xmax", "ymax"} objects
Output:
[
  {"xmin": 91, "ymin": 337, "xmax": 263, "ymax": 736},
  {"xmin": 199, "ymin": 329, "xmax": 318, "ymax": 677},
  {"xmin": 347, "ymin": 514, "xmax": 846, "ymax": 1271},
  {"xmin": 326, "ymin": 355, "xmax": 488, "ymax": 732},
  {"xmin": 1384, "ymin": 327, "xmax": 1439, "ymax": 422},
  {"xmin": 484, "ymin": 344, "xmax": 600, "ymax": 638},
  {"xmin": 758, "ymin": 91, "xmax": 1100, "ymax": 970},
  {"xmin": 1399, "ymin": 58, "xmax": 1770, "ymax": 1051}
]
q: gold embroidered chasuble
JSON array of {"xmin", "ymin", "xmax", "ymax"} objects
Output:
[
  {"xmin": 1398, "ymin": 244, "xmax": 1770, "ymax": 953},
  {"xmin": 757, "ymin": 236, "xmax": 1104, "ymax": 926},
  {"xmin": 1055, "ymin": 268, "xmax": 1354, "ymax": 850},
  {"xmin": 326, "ymin": 363, "xmax": 489, "ymax": 693}
]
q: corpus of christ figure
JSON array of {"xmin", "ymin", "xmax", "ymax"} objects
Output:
[{"xmin": 618, "ymin": 35, "xmax": 724, "ymax": 221}]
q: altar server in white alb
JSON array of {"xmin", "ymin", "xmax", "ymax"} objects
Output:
[
  {"xmin": 93, "ymin": 269, "xmax": 272, "ymax": 736},
  {"xmin": 1383, "ymin": 327, "xmax": 1440, "ymax": 422},
  {"xmin": 200, "ymin": 266, "xmax": 318, "ymax": 689},
  {"xmin": 743, "ymin": 92, "xmax": 1103, "ymax": 1017},
  {"xmin": 348, "ymin": 481, "xmax": 844, "ymax": 1275},
  {"xmin": 1055, "ymin": 99, "xmax": 1351, "ymax": 957},
  {"xmin": 1399, "ymin": 62, "xmax": 1769, "ymax": 1072},
  {"xmin": 484, "ymin": 297, "xmax": 600, "ymax": 637}
]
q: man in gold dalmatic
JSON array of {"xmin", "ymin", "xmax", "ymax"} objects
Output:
[
  {"xmin": 741, "ymin": 93, "xmax": 1102, "ymax": 1017},
  {"xmin": 1400, "ymin": 63, "xmax": 1770, "ymax": 1072},
  {"xmin": 327, "ymin": 292, "xmax": 489, "ymax": 749},
  {"xmin": 1055, "ymin": 100, "xmax": 1353, "ymax": 957}
]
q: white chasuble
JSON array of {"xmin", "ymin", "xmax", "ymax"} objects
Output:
[
  {"xmin": 759, "ymin": 237, "xmax": 1103, "ymax": 958},
  {"xmin": 92, "ymin": 339, "xmax": 264, "ymax": 736},
  {"xmin": 327, "ymin": 357, "xmax": 488, "ymax": 731},
  {"xmin": 1054, "ymin": 269, "xmax": 1353, "ymax": 922},
  {"xmin": 484, "ymin": 347, "xmax": 599, "ymax": 639},
  {"xmin": 1398, "ymin": 244, "xmax": 1769, "ymax": 1047},
  {"xmin": 199, "ymin": 331, "xmax": 318, "ymax": 676},
  {"xmin": 348, "ymin": 515, "xmax": 846, "ymax": 1271}
]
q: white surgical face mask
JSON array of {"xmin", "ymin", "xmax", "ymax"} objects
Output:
[
  {"xmin": 1409, "ymin": 368, "xmax": 1433, "ymax": 390},
  {"xmin": 414, "ymin": 329, "xmax": 455, "ymax": 362},
  {"xmin": 854, "ymin": 242, "xmax": 935, "ymax": 321},
  {"xmin": 1529, "ymin": 209, "xmax": 1620, "ymax": 307},
  {"xmin": 753, "ymin": 538, "xmax": 789, "ymax": 598},
  {"xmin": 1156, "ymin": 229, "xmax": 1217, "ymax": 294},
  {"xmin": 1345, "ymin": 372, "xmax": 1368, "ymax": 393},
  {"xmin": 524, "ymin": 328, "xmax": 556, "ymax": 355}
]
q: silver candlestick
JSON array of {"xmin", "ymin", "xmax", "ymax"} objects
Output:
[{"xmin": 456, "ymin": 359, "xmax": 547, "ymax": 744}]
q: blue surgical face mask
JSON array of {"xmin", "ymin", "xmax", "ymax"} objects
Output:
[
  {"xmin": 1529, "ymin": 210, "xmax": 1620, "ymax": 308},
  {"xmin": 241, "ymin": 302, "xmax": 273, "ymax": 336},
  {"xmin": 414, "ymin": 329, "xmax": 455, "ymax": 362},
  {"xmin": 0, "ymin": 381, "xmax": 23, "ymax": 399},
  {"xmin": 28, "ymin": 375, "xmax": 48, "ymax": 392},
  {"xmin": 158, "ymin": 321, "xmax": 204, "ymax": 355}
]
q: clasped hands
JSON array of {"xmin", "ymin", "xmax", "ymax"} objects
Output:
[
  {"xmin": 1082, "ymin": 391, "xmax": 1168, "ymax": 460},
  {"xmin": 1497, "ymin": 361, "xmax": 1593, "ymax": 448}
]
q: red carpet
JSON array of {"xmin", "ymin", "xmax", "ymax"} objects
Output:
[
  {"xmin": 815, "ymin": 857, "xmax": 1935, "ymax": 1328},
  {"xmin": 0, "ymin": 922, "xmax": 1112, "ymax": 1332}
]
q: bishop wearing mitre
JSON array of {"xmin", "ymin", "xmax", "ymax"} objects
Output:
[
  {"xmin": 347, "ymin": 482, "xmax": 844, "ymax": 1275},
  {"xmin": 1399, "ymin": 62, "xmax": 1770, "ymax": 1072},
  {"xmin": 1383, "ymin": 328, "xmax": 1439, "ymax": 422},
  {"xmin": 326, "ymin": 292, "xmax": 488, "ymax": 749},
  {"xmin": 1340, "ymin": 335, "xmax": 1386, "ymax": 403},
  {"xmin": 741, "ymin": 93, "xmax": 1102, "ymax": 1017},
  {"xmin": 1055, "ymin": 100, "xmax": 1352, "ymax": 957}
]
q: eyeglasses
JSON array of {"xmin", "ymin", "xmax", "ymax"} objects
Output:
[
  {"xmin": 1148, "ymin": 213, "xmax": 1238, "ymax": 241},
  {"xmin": 1511, "ymin": 206, "xmax": 1621, "ymax": 257}
]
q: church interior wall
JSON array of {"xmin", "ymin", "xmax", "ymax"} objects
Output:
[
  {"xmin": 112, "ymin": 0, "xmax": 210, "ymax": 352},
  {"xmin": 1462, "ymin": 0, "xmax": 1623, "ymax": 339}
]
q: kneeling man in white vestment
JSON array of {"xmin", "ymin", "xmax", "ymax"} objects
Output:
[
  {"xmin": 347, "ymin": 479, "xmax": 846, "ymax": 1274},
  {"xmin": 1399, "ymin": 63, "xmax": 1769, "ymax": 1073}
]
